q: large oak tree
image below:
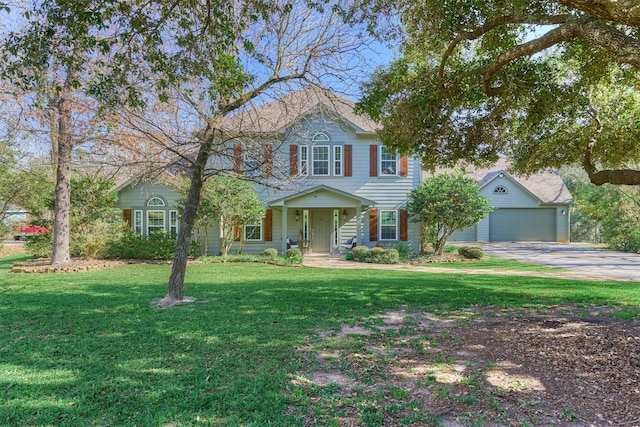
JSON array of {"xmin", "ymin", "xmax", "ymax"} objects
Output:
[{"xmin": 356, "ymin": 0, "xmax": 640, "ymax": 186}]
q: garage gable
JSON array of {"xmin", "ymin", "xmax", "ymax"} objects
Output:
[{"xmin": 479, "ymin": 172, "xmax": 542, "ymax": 208}]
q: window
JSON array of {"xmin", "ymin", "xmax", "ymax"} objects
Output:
[
  {"xmin": 134, "ymin": 210, "xmax": 143, "ymax": 234},
  {"xmin": 380, "ymin": 147, "xmax": 398, "ymax": 176},
  {"xmin": 147, "ymin": 197, "xmax": 165, "ymax": 207},
  {"xmin": 169, "ymin": 210, "xmax": 179, "ymax": 235},
  {"xmin": 312, "ymin": 132, "xmax": 330, "ymax": 142},
  {"xmin": 380, "ymin": 210, "xmax": 398, "ymax": 240},
  {"xmin": 147, "ymin": 210, "xmax": 165, "ymax": 234},
  {"xmin": 333, "ymin": 146, "xmax": 343, "ymax": 176},
  {"xmin": 300, "ymin": 145, "xmax": 309, "ymax": 176},
  {"xmin": 494, "ymin": 185, "xmax": 508, "ymax": 194},
  {"xmin": 244, "ymin": 222, "xmax": 262, "ymax": 241},
  {"xmin": 312, "ymin": 145, "xmax": 330, "ymax": 176}
]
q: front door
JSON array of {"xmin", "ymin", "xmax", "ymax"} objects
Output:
[{"xmin": 311, "ymin": 209, "xmax": 332, "ymax": 253}]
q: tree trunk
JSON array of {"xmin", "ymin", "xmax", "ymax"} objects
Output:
[
  {"xmin": 50, "ymin": 85, "xmax": 74, "ymax": 266},
  {"xmin": 158, "ymin": 122, "xmax": 217, "ymax": 307}
]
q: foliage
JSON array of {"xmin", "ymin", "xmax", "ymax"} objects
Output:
[
  {"xmin": 264, "ymin": 247, "xmax": 279, "ymax": 257},
  {"xmin": 356, "ymin": 0, "xmax": 640, "ymax": 186},
  {"xmin": 183, "ymin": 176, "xmax": 265, "ymax": 256},
  {"xmin": 103, "ymin": 231, "xmax": 196, "ymax": 261},
  {"xmin": 197, "ymin": 252, "xmax": 302, "ymax": 266},
  {"xmin": 562, "ymin": 167, "xmax": 640, "ymax": 253},
  {"xmin": 39, "ymin": 174, "xmax": 125, "ymax": 259},
  {"xmin": 0, "ymin": 144, "xmax": 52, "ymax": 227},
  {"xmin": 349, "ymin": 246, "xmax": 400, "ymax": 264},
  {"xmin": 388, "ymin": 241, "xmax": 413, "ymax": 261},
  {"xmin": 458, "ymin": 246, "xmax": 484, "ymax": 260},
  {"xmin": 285, "ymin": 248, "xmax": 303, "ymax": 263},
  {"xmin": 408, "ymin": 171, "xmax": 492, "ymax": 255},
  {"xmin": 24, "ymin": 230, "xmax": 53, "ymax": 258}
]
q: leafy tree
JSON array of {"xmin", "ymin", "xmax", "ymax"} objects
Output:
[
  {"xmin": 0, "ymin": 142, "xmax": 51, "ymax": 232},
  {"xmin": 0, "ymin": 1, "xmax": 132, "ymax": 265},
  {"xmin": 185, "ymin": 176, "xmax": 265, "ymax": 256},
  {"xmin": 407, "ymin": 171, "xmax": 492, "ymax": 255},
  {"xmin": 356, "ymin": 0, "xmax": 640, "ymax": 186},
  {"xmin": 563, "ymin": 167, "xmax": 640, "ymax": 252},
  {"xmin": 42, "ymin": 173, "xmax": 124, "ymax": 258}
]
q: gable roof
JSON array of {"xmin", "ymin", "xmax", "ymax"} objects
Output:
[
  {"xmin": 427, "ymin": 158, "xmax": 573, "ymax": 205},
  {"xmin": 221, "ymin": 87, "xmax": 378, "ymax": 135},
  {"xmin": 268, "ymin": 184, "xmax": 375, "ymax": 207}
]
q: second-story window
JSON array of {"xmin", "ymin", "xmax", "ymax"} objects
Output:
[
  {"xmin": 380, "ymin": 147, "xmax": 398, "ymax": 176},
  {"xmin": 312, "ymin": 145, "xmax": 330, "ymax": 176},
  {"xmin": 300, "ymin": 145, "xmax": 309, "ymax": 176},
  {"xmin": 333, "ymin": 146, "xmax": 343, "ymax": 176}
]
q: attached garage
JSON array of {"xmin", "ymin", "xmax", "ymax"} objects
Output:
[
  {"xmin": 450, "ymin": 226, "xmax": 477, "ymax": 242},
  {"xmin": 489, "ymin": 208, "xmax": 556, "ymax": 242}
]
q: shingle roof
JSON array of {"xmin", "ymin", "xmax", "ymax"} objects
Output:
[
  {"xmin": 221, "ymin": 87, "xmax": 378, "ymax": 134},
  {"xmin": 427, "ymin": 158, "xmax": 573, "ymax": 204}
]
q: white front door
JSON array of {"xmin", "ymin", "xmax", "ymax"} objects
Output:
[{"xmin": 311, "ymin": 210, "xmax": 331, "ymax": 253}]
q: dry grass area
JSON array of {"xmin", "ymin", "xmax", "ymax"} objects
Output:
[{"xmin": 292, "ymin": 307, "xmax": 640, "ymax": 426}]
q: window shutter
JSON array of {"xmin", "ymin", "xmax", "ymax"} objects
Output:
[
  {"xmin": 233, "ymin": 143, "xmax": 242, "ymax": 173},
  {"xmin": 344, "ymin": 144, "xmax": 352, "ymax": 177},
  {"xmin": 263, "ymin": 144, "xmax": 273, "ymax": 176},
  {"xmin": 234, "ymin": 225, "xmax": 242, "ymax": 241},
  {"xmin": 369, "ymin": 145, "xmax": 378, "ymax": 177},
  {"xmin": 369, "ymin": 208, "xmax": 378, "ymax": 242},
  {"xmin": 399, "ymin": 155, "xmax": 408, "ymax": 177},
  {"xmin": 264, "ymin": 209, "xmax": 272, "ymax": 241},
  {"xmin": 399, "ymin": 209, "xmax": 408, "ymax": 241},
  {"xmin": 122, "ymin": 209, "xmax": 132, "ymax": 228},
  {"xmin": 289, "ymin": 144, "xmax": 298, "ymax": 176}
]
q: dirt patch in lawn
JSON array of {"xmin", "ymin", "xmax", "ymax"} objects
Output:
[{"xmin": 291, "ymin": 306, "xmax": 640, "ymax": 426}]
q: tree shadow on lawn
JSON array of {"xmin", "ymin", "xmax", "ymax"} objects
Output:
[{"xmin": 1, "ymin": 263, "xmax": 637, "ymax": 425}]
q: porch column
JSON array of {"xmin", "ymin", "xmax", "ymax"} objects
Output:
[
  {"xmin": 281, "ymin": 206, "xmax": 288, "ymax": 254},
  {"xmin": 356, "ymin": 206, "xmax": 362, "ymax": 245}
]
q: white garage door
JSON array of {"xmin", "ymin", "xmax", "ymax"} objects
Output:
[{"xmin": 489, "ymin": 209, "xmax": 556, "ymax": 242}]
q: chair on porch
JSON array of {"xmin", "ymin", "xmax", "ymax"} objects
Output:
[
  {"xmin": 286, "ymin": 238, "xmax": 299, "ymax": 249},
  {"xmin": 342, "ymin": 236, "xmax": 357, "ymax": 251}
]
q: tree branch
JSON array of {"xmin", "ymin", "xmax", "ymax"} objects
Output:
[{"xmin": 557, "ymin": 0, "xmax": 640, "ymax": 27}]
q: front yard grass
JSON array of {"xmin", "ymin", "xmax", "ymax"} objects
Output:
[
  {"xmin": 1, "ymin": 255, "xmax": 639, "ymax": 426},
  {"xmin": 419, "ymin": 254, "xmax": 566, "ymax": 272}
]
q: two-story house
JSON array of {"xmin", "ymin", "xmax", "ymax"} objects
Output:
[
  {"xmin": 116, "ymin": 89, "xmax": 422, "ymax": 255},
  {"xmin": 115, "ymin": 88, "xmax": 572, "ymax": 253}
]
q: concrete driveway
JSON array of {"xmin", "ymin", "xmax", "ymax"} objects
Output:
[{"xmin": 477, "ymin": 243, "xmax": 640, "ymax": 281}]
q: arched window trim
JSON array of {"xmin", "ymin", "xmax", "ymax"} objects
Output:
[
  {"xmin": 147, "ymin": 196, "xmax": 166, "ymax": 206},
  {"xmin": 493, "ymin": 185, "xmax": 508, "ymax": 194},
  {"xmin": 312, "ymin": 132, "xmax": 330, "ymax": 142}
]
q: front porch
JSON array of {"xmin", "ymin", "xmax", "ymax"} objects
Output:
[{"xmin": 268, "ymin": 185, "xmax": 374, "ymax": 254}]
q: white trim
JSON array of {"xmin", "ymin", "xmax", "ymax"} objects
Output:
[
  {"xmin": 169, "ymin": 210, "xmax": 179, "ymax": 235},
  {"xmin": 379, "ymin": 209, "xmax": 398, "ymax": 240},
  {"xmin": 147, "ymin": 210, "xmax": 165, "ymax": 234},
  {"xmin": 333, "ymin": 145, "xmax": 343, "ymax": 176},
  {"xmin": 380, "ymin": 146, "xmax": 398, "ymax": 176},
  {"xmin": 134, "ymin": 210, "xmax": 143, "ymax": 234},
  {"xmin": 147, "ymin": 197, "xmax": 166, "ymax": 207},
  {"xmin": 311, "ymin": 145, "xmax": 330, "ymax": 176},
  {"xmin": 244, "ymin": 221, "xmax": 263, "ymax": 241},
  {"xmin": 299, "ymin": 145, "xmax": 309, "ymax": 176}
]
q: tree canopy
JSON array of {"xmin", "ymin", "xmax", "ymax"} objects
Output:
[{"xmin": 356, "ymin": 0, "xmax": 640, "ymax": 186}]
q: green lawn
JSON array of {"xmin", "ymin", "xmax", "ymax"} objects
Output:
[
  {"xmin": 1, "ymin": 254, "xmax": 639, "ymax": 426},
  {"xmin": 420, "ymin": 254, "xmax": 566, "ymax": 272}
]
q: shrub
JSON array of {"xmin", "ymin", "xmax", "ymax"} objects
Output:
[
  {"xmin": 351, "ymin": 245, "xmax": 370, "ymax": 262},
  {"xmin": 103, "ymin": 231, "xmax": 196, "ymax": 260},
  {"xmin": 285, "ymin": 248, "xmax": 303, "ymax": 263},
  {"xmin": 25, "ymin": 232, "xmax": 53, "ymax": 258},
  {"xmin": 344, "ymin": 251, "xmax": 355, "ymax": 261},
  {"xmin": 458, "ymin": 246, "xmax": 484, "ymax": 259},
  {"xmin": 350, "ymin": 246, "xmax": 400, "ymax": 264},
  {"xmin": 263, "ymin": 247, "xmax": 279, "ymax": 257},
  {"xmin": 70, "ymin": 221, "xmax": 127, "ymax": 259},
  {"xmin": 389, "ymin": 241, "xmax": 413, "ymax": 260}
]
